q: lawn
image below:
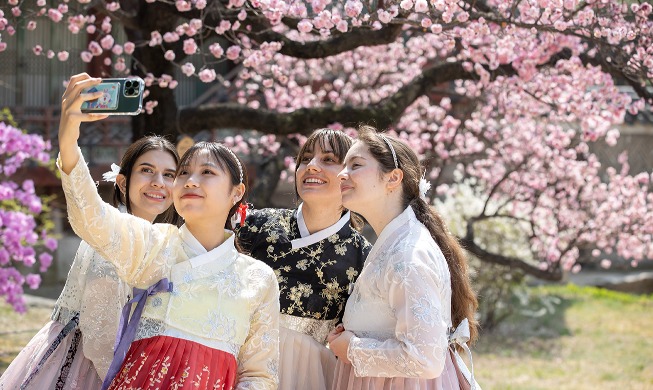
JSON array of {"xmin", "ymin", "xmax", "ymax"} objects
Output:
[
  {"xmin": 1, "ymin": 284, "xmax": 652, "ymax": 389},
  {"xmin": 473, "ymin": 285, "xmax": 653, "ymax": 390}
]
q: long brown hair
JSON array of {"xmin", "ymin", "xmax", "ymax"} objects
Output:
[
  {"xmin": 111, "ymin": 135, "xmax": 181, "ymax": 226},
  {"xmin": 357, "ymin": 125, "xmax": 479, "ymax": 343},
  {"xmin": 294, "ymin": 128, "xmax": 364, "ymax": 231}
]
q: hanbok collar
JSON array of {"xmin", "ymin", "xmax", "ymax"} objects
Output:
[
  {"xmin": 180, "ymin": 224, "xmax": 238, "ymax": 268},
  {"xmin": 292, "ymin": 202, "xmax": 351, "ymax": 249},
  {"xmin": 366, "ymin": 206, "xmax": 416, "ymax": 261}
]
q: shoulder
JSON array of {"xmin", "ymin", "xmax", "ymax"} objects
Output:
[
  {"xmin": 237, "ymin": 253, "xmax": 278, "ymax": 282},
  {"xmin": 386, "ymin": 227, "xmax": 447, "ymax": 274},
  {"xmin": 349, "ymin": 229, "xmax": 372, "ymax": 251},
  {"xmin": 240, "ymin": 207, "xmax": 293, "ymax": 230}
]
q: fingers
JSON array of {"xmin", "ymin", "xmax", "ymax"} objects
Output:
[{"xmin": 86, "ymin": 113, "xmax": 110, "ymax": 122}]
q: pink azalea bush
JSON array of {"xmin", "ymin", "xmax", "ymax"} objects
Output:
[{"xmin": 0, "ymin": 112, "xmax": 57, "ymax": 313}]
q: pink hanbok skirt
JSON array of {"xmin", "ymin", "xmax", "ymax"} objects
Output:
[
  {"xmin": 331, "ymin": 350, "xmax": 462, "ymax": 390},
  {"xmin": 106, "ymin": 335, "xmax": 237, "ymax": 390}
]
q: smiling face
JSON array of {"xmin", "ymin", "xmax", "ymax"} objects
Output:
[
  {"xmin": 123, "ymin": 150, "xmax": 176, "ymax": 222},
  {"xmin": 338, "ymin": 141, "xmax": 389, "ymax": 220},
  {"xmin": 295, "ymin": 142, "xmax": 345, "ymax": 208},
  {"xmin": 173, "ymin": 149, "xmax": 243, "ymax": 228}
]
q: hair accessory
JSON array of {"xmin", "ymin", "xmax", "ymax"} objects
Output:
[
  {"xmin": 237, "ymin": 202, "xmax": 248, "ymax": 225},
  {"xmin": 223, "ymin": 146, "xmax": 244, "ymax": 183},
  {"xmin": 379, "ymin": 134, "xmax": 398, "ymax": 169},
  {"xmin": 419, "ymin": 174, "xmax": 432, "ymax": 201},
  {"xmin": 102, "ymin": 163, "xmax": 121, "ymax": 183}
]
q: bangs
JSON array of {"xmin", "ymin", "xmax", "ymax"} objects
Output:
[
  {"xmin": 176, "ymin": 143, "xmax": 229, "ymax": 176},
  {"xmin": 298, "ymin": 129, "xmax": 352, "ymax": 165}
]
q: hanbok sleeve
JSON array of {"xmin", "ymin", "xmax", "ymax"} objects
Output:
[
  {"xmin": 235, "ymin": 268, "xmax": 280, "ymax": 390},
  {"xmin": 78, "ymin": 254, "xmax": 131, "ymax": 379},
  {"xmin": 58, "ymin": 150, "xmax": 171, "ymax": 287},
  {"xmin": 347, "ymin": 246, "xmax": 450, "ymax": 379}
]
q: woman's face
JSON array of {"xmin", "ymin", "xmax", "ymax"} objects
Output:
[
  {"xmin": 295, "ymin": 142, "xmax": 344, "ymax": 208},
  {"xmin": 338, "ymin": 141, "xmax": 387, "ymax": 220},
  {"xmin": 125, "ymin": 150, "xmax": 176, "ymax": 222},
  {"xmin": 173, "ymin": 150, "xmax": 243, "ymax": 226}
]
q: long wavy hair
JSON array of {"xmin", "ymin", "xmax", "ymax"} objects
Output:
[{"xmin": 356, "ymin": 125, "xmax": 479, "ymax": 343}]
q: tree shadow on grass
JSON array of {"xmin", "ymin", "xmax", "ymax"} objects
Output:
[{"xmin": 474, "ymin": 290, "xmax": 574, "ymax": 359}]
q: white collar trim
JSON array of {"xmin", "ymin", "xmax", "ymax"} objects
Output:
[
  {"xmin": 291, "ymin": 203, "xmax": 351, "ymax": 249},
  {"xmin": 180, "ymin": 224, "xmax": 238, "ymax": 268}
]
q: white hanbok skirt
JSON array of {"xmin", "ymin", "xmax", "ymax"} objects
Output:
[{"xmin": 0, "ymin": 320, "xmax": 102, "ymax": 390}]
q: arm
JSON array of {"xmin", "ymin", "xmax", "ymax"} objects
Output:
[
  {"xmin": 341, "ymin": 248, "xmax": 450, "ymax": 378},
  {"xmin": 58, "ymin": 73, "xmax": 169, "ymax": 286},
  {"xmin": 235, "ymin": 268, "xmax": 280, "ymax": 390}
]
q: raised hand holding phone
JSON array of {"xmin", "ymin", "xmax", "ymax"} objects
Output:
[
  {"xmin": 59, "ymin": 73, "xmax": 110, "ymax": 174},
  {"xmin": 80, "ymin": 77, "xmax": 144, "ymax": 115}
]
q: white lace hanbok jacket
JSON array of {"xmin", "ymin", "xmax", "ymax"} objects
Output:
[{"xmin": 343, "ymin": 206, "xmax": 452, "ymax": 379}]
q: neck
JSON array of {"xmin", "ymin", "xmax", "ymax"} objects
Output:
[
  {"xmin": 301, "ymin": 201, "xmax": 343, "ymax": 234},
  {"xmin": 365, "ymin": 196, "xmax": 405, "ymax": 236},
  {"xmin": 186, "ymin": 220, "xmax": 227, "ymax": 251}
]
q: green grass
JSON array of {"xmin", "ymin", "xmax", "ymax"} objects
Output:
[
  {"xmin": 1, "ymin": 284, "xmax": 653, "ymax": 389},
  {"xmin": 473, "ymin": 284, "xmax": 653, "ymax": 390},
  {"xmin": 0, "ymin": 302, "xmax": 52, "ymax": 373}
]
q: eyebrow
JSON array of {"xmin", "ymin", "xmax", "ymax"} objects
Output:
[
  {"xmin": 345, "ymin": 155, "xmax": 366, "ymax": 163},
  {"xmin": 138, "ymin": 162, "xmax": 176, "ymax": 173}
]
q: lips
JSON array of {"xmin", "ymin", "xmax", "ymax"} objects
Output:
[
  {"xmin": 340, "ymin": 184, "xmax": 353, "ymax": 192},
  {"xmin": 180, "ymin": 193, "xmax": 202, "ymax": 199},
  {"xmin": 303, "ymin": 176, "xmax": 326, "ymax": 185},
  {"xmin": 144, "ymin": 192, "xmax": 166, "ymax": 201}
]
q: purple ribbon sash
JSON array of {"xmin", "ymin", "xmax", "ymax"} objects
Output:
[{"xmin": 101, "ymin": 278, "xmax": 173, "ymax": 390}]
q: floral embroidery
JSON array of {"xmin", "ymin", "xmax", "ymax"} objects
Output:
[{"xmin": 235, "ymin": 208, "xmax": 371, "ymax": 323}]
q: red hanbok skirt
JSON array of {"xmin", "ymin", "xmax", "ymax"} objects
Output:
[{"xmin": 107, "ymin": 335, "xmax": 237, "ymax": 390}]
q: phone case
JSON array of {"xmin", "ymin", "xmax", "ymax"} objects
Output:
[{"xmin": 80, "ymin": 77, "xmax": 144, "ymax": 115}]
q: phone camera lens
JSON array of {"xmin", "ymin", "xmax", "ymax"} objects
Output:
[
  {"xmin": 125, "ymin": 81, "xmax": 132, "ymax": 87},
  {"xmin": 127, "ymin": 88, "xmax": 135, "ymax": 95}
]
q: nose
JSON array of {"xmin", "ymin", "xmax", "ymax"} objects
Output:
[
  {"xmin": 184, "ymin": 173, "xmax": 199, "ymax": 188},
  {"xmin": 306, "ymin": 156, "xmax": 321, "ymax": 171},
  {"xmin": 337, "ymin": 166, "xmax": 349, "ymax": 181},
  {"xmin": 151, "ymin": 172, "xmax": 165, "ymax": 187}
]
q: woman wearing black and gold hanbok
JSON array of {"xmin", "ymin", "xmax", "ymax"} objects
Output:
[{"xmin": 236, "ymin": 129, "xmax": 371, "ymax": 390}]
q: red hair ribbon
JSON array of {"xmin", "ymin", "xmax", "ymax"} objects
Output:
[{"xmin": 237, "ymin": 203, "xmax": 248, "ymax": 225}]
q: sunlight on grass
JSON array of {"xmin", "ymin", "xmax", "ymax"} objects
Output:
[
  {"xmin": 473, "ymin": 284, "xmax": 653, "ymax": 390},
  {"xmin": 0, "ymin": 303, "xmax": 51, "ymax": 373}
]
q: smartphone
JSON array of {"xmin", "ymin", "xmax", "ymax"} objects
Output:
[{"xmin": 80, "ymin": 77, "xmax": 144, "ymax": 115}]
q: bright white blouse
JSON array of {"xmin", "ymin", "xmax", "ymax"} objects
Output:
[
  {"xmin": 59, "ymin": 152, "xmax": 280, "ymax": 389},
  {"xmin": 343, "ymin": 206, "xmax": 451, "ymax": 379}
]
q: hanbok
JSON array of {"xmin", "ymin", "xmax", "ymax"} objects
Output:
[
  {"xmin": 236, "ymin": 205, "xmax": 371, "ymax": 390},
  {"xmin": 332, "ymin": 206, "xmax": 462, "ymax": 390},
  {"xmin": 0, "ymin": 232, "xmax": 130, "ymax": 390},
  {"xmin": 58, "ymin": 151, "xmax": 279, "ymax": 390}
]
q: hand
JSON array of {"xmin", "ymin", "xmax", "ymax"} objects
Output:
[
  {"xmin": 328, "ymin": 330, "xmax": 354, "ymax": 364},
  {"xmin": 59, "ymin": 73, "xmax": 108, "ymax": 173},
  {"xmin": 327, "ymin": 323, "xmax": 345, "ymax": 344}
]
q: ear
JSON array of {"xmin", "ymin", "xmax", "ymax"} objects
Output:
[
  {"xmin": 116, "ymin": 174, "xmax": 127, "ymax": 195},
  {"xmin": 231, "ymin": 183, "xmax": 246, "ymax": 205},
  {"xmin": 386, "ymin": 168, "xmax": 403, "ymax": 192}
]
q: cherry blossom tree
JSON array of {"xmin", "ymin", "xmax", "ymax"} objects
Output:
[
  {"xmin": 1, "ymin": 0, "xmax": 652, "ymax": 281},
  {"xmin": 0, "ymin": 110, "xmax": 58, "ymax": 313}
]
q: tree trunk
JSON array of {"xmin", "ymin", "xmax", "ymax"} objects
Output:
[{"xmin": 124, "ymin": 2, "xmax": 180, "ymax": 142}]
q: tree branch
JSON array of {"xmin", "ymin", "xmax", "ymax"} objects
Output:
[{"xmin": 459, "ymin": 236, "xmax": 564, "ymax": 281}]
